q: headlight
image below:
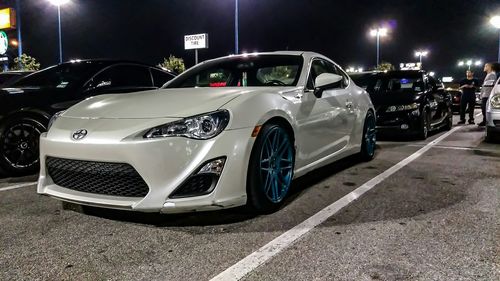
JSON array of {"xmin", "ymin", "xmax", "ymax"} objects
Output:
[
  {"xmin": 144, "ymin": 110, "xmax": 230, "ymax": 139},
  {"xmin": 490, "ymin": 95, "xmax": 500, "ymax": 109},
  {"xmin": 47, "ymin": 111, "xmax": 65, "ymax": 131},
  {"xmin": 386, "ymin": 103, "xmax": 419, "ymax": 113}
]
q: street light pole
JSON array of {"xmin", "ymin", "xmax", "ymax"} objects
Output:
[
  {"xmin": 48, "ymin": 0, "xmax": 69, "ymax": 64},
  {"xmin": 57, "ymin": 5, "xmax": 63, "ymax": 64},
  {"xmin": 235, "ymin": 0, "xmax": 239, "ymax": 54},
  {"xmin": 370, "ymin": 28, "xmax": 387, "ymax": 67},
  {"xmin": 415, "ymin": 50, "xmax": 429, "ymax": 68},
  {"xmin": 490, "ymin": 16, "xmax": 500, "ymax": 62},
  {"xmin": 15, "ymin": 0, "xmax": 23, "ymax": 69}
]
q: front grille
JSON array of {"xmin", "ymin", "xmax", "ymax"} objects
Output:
[
  {"xmin": 169, "ymin": 174, "xmax": 215, "ymax": 198},
  {"xmin": 46, "ymin": 157, "xmax": 149, "ymax": 197}
]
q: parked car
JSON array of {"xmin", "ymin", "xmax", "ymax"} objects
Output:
[
  {"xmin": 0, "ymin": 71, "xmax": 33, "ymax": 87},
  {"xmin": 486, "ymin": 77, "xmax": 500, "ymax": 141},
  {"xmin": 38, "ymin": 51, "xmax": 376, "ymax": 214},
  {"xmin": 0, "ymin": 59, "xmax": 175, "ymax": 175},
  {"xmin": 351, "ymin": 70, "xmax": 453, "ymax": 139}
]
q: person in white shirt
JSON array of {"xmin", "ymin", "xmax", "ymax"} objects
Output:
[{"xmin": 478, "ymin": 63, "xmax": 498, "ymax": 126}]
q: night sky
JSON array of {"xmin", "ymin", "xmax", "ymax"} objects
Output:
[{"xmin": 1, "ymin": 0, "xmax": 500, "ymax": 80}]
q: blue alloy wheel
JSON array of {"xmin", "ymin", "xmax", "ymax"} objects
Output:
[
  {"xmin": 360, "ymin": 111, "xmax": 376, "ymax": 161},
  {"xmin": 258, "ymin": 126, "xmax": 294, "ymax": 203}
]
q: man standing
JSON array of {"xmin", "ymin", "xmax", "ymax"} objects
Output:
[
  {"xmin": 478, "ymin": 63, "xmax": 498, "ymax": 126},
  {"xmin": 458, "ymin": 70, "xmax": 480, "ymax": 125}
]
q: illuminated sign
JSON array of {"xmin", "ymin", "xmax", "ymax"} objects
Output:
[
  {"xmin": 400, "ymin": 62, "xmax": 422, "ymax": 70},
  {"xmin": 0, "ymin": 31, "xmax": 8, "ymax": 55},
  {"xmin": 0, "ymin": 8, "xmax": 16, "ymax": 30},
  {"xmin": 184, "ymin": 33, "xmax": 209, "ymax": 50}
]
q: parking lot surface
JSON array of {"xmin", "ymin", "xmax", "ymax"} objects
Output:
[{"xmin": 1, "ymin": 112, "xmax": 498, "ymax": 281}]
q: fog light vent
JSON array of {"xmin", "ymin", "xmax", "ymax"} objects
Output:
[
  {"xmin": 400, "ymin": 124, "xmax": 409, "ymax": 130},
  {"xmin": 169, "ymin": 157, "xmax": 226, "ymax": 198}
]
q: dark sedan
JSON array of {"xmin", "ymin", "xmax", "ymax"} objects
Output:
[
  {"xmin": 351, "ymin": 70, "xmax": 453, "ymax": 139},
  {"xmin": 0, "ymin": 59, "xmax": 175, "ymax": 175}
]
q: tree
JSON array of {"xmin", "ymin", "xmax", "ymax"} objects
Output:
[
  {"xmin": 158, "ymin": 55, "xmax": 186, "ymax": 74},
  {"xmin": 11, "ymin": 53, "xmax": 41, "ymax": 71},
  {"xmin": 375, "ymin": 62, "xmax": 395, "ymax": 72}
]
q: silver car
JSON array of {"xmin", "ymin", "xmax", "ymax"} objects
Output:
[{"xmin": 486, "ymin": 77, "xmax": 500, "ymax": 141}]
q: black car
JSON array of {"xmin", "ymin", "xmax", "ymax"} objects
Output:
[
  {"xmin": 0, "ymin": 59, "xmax": 175, "ymax": 175},
  {"xmin": 0, "ymin": 71, "xmax": 33, "ymax": 87},
  {"xmin": 351, "ymin": 70, "xmax": 453, "ymax": 139}
]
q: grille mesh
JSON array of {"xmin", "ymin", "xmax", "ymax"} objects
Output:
[
  {"xmin": 46, "ymin": 157, "xmax": 149, "ymax": 197},
  {"xmin": 170, "ymin": 174, "xmax": 215, "ymax": 198}
]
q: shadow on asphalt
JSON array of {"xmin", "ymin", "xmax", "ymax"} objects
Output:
[{"xmin": 65, "ymin": 154, "xmax": 367, "ymax": 227}]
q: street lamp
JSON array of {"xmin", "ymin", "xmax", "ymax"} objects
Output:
[
  {"xmin": 457, "ymin": 59, "xmax": 482, "ymax": 70},
  {"xmin": 490, "ymin": 15, "xmax": 500, "ymax": 62},
  {"xmin": 48, "ymin": 0, "xmax": 70, "ymax": 64},
  {"xmin": 414, "ymin": 50, "xmax": 429, "ymax": 66},
  {"xmin": 370, "ymin": 27, "xmax": 388, "ymax": 67}
]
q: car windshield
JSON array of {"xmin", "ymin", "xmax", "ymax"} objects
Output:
[
  {"xmin": 164, "ymin": 55, "xmax": 303, "ymax": 88},
  {"xmin": 12, "ymin": 62, "xmax": 103, "ymax": 89},
  {"xmin": 354, "ymin": 73, "xmax": 424, "ymax": 95}
]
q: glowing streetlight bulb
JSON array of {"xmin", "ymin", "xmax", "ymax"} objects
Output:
[
  {"xmin": 47, "ymin": 0, "xmax": 70, "ymax": 6},
  {"xmin": 474, "ymin": 60, "xmax": 482, "ymax": 66},
  {"xmin": 490, "ymin": 15, "xmax": 500, "ymax": 29},
  {"xmin": 458, "ymin": 61, "xmax": 464, "ymax": 67}
]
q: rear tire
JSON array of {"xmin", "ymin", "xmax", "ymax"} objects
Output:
[
  {"xmin": 0, "ymin": 116, "xmax": 47, "ymax": 176},
  {"xmin": 247, "ymin": 123, "xmax": 295, "ymax": 213},
  {"xmin": 360, "ymin": 111, "xmax": 376, "ymax": 161}
]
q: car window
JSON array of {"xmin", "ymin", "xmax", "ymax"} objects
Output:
[
  {"xmin": 307, "ymin": 59, "xmax": 344, "ymax": 89},
  {"xmin": 165, "ymin": 55, "xmax": 303, "ymax": 88},
  {"xmin": 332, "ymin": 64, "xmax": 349, "ymax": 88},
  {"xmin": 151, "ymin": 68, "xmax": 174, "ymax": 87},
  {"xmin": 0, "ymin": 74, "xmax": 17, "ymax": 85},
  {"xmin": 88, "ymin": 65, "xmax": 153, "ymax": 90}
]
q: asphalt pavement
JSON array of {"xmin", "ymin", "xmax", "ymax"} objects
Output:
[{"xmin": 0, "ymin": 111, "xmax": 498, "ymax": 281}]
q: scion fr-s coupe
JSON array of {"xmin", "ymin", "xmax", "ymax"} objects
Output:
[{"xmin": 38, "ymin": 51, "xmax": 376, "ymax": 214}]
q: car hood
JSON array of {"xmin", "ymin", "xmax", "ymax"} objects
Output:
[
  {"xmin": 369, "ymin": 92, "xmax": 423, "ymax": 106},
  {"xmin": 63, "ymin": 87, "xmax": 276, "ymax": 119}
]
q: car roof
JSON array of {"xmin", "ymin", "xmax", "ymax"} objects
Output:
[
  {"xmin": 352, "ymin": 70, "xmax": 427, "ymax": 76},
  {"xmin": 54, "ymin": 59, "xmax": 175, "ymax": 75}
]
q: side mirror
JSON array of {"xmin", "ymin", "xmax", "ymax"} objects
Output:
[{"xmin": 314, "ymin": 73, "xmax": 343, "ymax": 98}]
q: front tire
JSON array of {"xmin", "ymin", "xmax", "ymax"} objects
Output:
[
  {"xmin": 443, "ymin": 107, "xmax": 453, "ymax": 131},
  {"xmin": 247, "ymin": 123, "xmax": 295, "ymax": 213},
  {"xmin": 0, "ymin": 116, "xmax": 47, "ymax": 175},
  {"xmin": 360, "ymin": 111, "xmax": 376, "ymax": 161},
  {"xmin": 486, "ymin": 127, "xmax": 498, "ymax": 143},
  {"xmin": 418, "ymin": 109, "xmax": 430, "ymax": 140}
]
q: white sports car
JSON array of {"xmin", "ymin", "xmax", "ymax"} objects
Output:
[{"xmin": 37, "ymin": 51, "xmax": 376, "ymax": 213}]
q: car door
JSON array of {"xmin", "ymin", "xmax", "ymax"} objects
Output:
[
  {"xmin": 83, "ymin": 64, "xmax": 157, "ymax": 97},
  {"xmin": 295, "ymin": 58, "xmax": 352, "ymax": 167}
]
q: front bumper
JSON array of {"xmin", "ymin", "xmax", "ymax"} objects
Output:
[
  {"xmin": 375, "ymin": 110, "xmax": 421, "ymax": 135},
  {"xmin": 38, "ymin": 120, "xmax": 255, "ymax": 213}
]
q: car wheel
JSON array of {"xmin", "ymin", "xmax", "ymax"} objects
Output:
[
  {"xmin": 485, "ymin": 127, "xmax": 498, "ymax": 143},
  {"xmin": 444, "ymin": 107, "xmax": 453, "ymax": 131},
  {"xmin": 247, "ymin": 123, "xmax": 295, "ymax": 213},
  {"xmin": 418, "ymin": 109, "xmax": 429, "ymax": 140},
  {"xmin": 0, "ymin": 116, "xmax": 47, "ymax": 175},
  {"xmin": 360, "ymin": 111, "xmax": 376, "ymax": 161}
]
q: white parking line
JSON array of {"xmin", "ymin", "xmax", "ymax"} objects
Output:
[
  {"xmin": 210, "ymin": 126, "xmax": 462, "ymax": 281},
  {"xmin": 0, "ymin": 182, "xmax": 37, "ymax": 192}
]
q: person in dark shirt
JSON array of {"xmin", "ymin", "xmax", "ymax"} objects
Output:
[{"xmin": 457, "ymin": 70, "xmax": 480, "ymax": 124}]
